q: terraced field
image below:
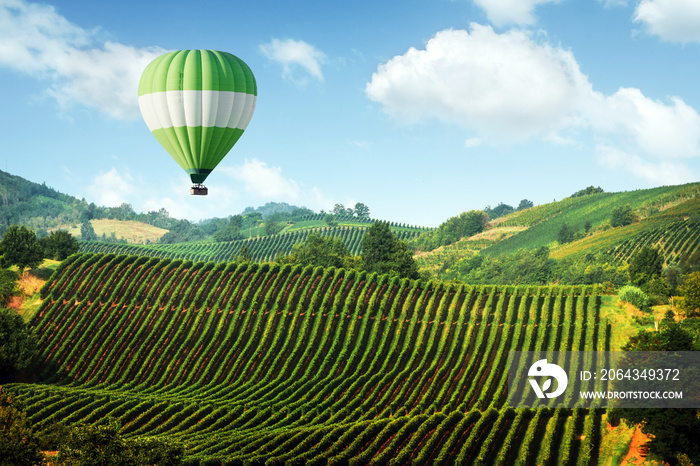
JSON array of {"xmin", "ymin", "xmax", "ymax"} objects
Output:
[{"xmin": 10, "ymin": 253, "xmax": 608, "ymax": 464}]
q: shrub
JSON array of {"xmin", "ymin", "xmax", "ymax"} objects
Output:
[{"xmin": 618, "ymin": 285, "xmax": 650, "ymax": 310}]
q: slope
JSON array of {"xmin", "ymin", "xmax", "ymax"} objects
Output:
[{"xmin": 9, "ymin": 253, "xmax": 607, "ymax": 464}]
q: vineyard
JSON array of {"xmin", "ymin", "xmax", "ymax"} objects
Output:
[
  {"xmin": 10, "ymin": 253, "xmax": 609, "ymax": 464},
  {"xmin": 79, "ymin": 225, "xmax": 424, "ymax": 263},
  {"xmin": 609, "ymin": 216, "xmax": 700, "ymax": 264}
]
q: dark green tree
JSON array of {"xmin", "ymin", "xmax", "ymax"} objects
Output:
[
  {"xmin": 628, "ymin": 246, "xmax": 663, "ymax": 286},
  {"xmin": 611, "ymin": 316, "xmax": 699, "ymax": 463},
  {"xmin": 0, "ymin": 270, "xmax": 18, "ymax": 307},
  {"xmin": 0, "ymin": 386, "xmax": 45, "ymax": 466},
  {"xmin": 557, "ymin": 223, "xmax": 575, "ymax": 244},
  {"xmin": 611, "ymin": 204, "xmax": 634, "ymax": 227},
  {"xmin": 516, "ymin": 199, "xmax": 534, "ymax": 210},
  {"xmin": 324, "ymin": 214, "xmax": 338, "ymax": 227},
  {"xmin": 264, "ymin": 219, "xmax": 284, "ymax": 236},
  {"xmin": 0, "ymin": 308, "xmax": 37, "ymax": 382},
  {"xmin": 284, "ymin": 234, "xmax": 352, "ymax": 269},
  {"xmin": 362, "ymin": 221, "xmax": 419, "ymax": 279},
  {"xmin": 0, "ymin": 225, "xmax": 43, "ymax": 273},
  {"xmin": 353, "ymin": 202, "xmax": 370, "ymax": 218},
  {"xmin": 40, "ymin": 230, "xmax": 79, "ymax": 260},
  {"xmin": 79, "ymin": 221, "xmax": 97, "ymax": 241},
  {"xmin": 677, "ymin": 271, "xmax": 700, "ymax": 318}
]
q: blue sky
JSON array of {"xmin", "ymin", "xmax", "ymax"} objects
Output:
[{"xmin": 1, "ymin": 0, "xmax": 700, "ymax": 227}]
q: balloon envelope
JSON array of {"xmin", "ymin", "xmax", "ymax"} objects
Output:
[{"xmin": 138, "ymin": 50, "xmax": 257, "ymax": 185}]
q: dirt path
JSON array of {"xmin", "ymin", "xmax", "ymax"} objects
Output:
[{"xmin": 622, "ymin": 426, "xmax": 651, "ymax": 465}]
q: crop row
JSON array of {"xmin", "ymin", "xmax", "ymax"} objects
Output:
[
  {"xmin": 609, "ymin": 217, "xmax": 700, "ymax": 264},
  {"xmin": 10, "ymin": 253, "xmax": 608, "ymax": 463},
  {"xmin": 79, "ymin": 225, "xmax": 424, "ymax": 263}
]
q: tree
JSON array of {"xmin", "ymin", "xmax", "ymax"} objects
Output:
[
  {"xmin": 79, "ymin": 221, "xmax": 97, "ymax": 241},
  {"xmin": 628, "ymin": 246, "xmax": 663, "ymax": 286},
  {"xmin": 40, "ymin": 230, "xmax": 79, "ymax": 260},
  {"xmin": 611, "ymin": 316, "xmax": 699, "ymax": 463},
  {"xmin": 362, "ymin": 221, "xmax": 419, "ymax": 279},
  {"xmin": 557, "ymin": 223, "xmax": 575, "ymax": 244},
  {"xmin": 264, "ymin": 219, "xmax": 283, "ymax": 236},
  {"xmin": 284, "ymin": 234, "xmax": 351, "ymax": 269},
  {"xmin": 516, "ymin": 199, "xmax": 533, "ymax": 211},
  {"xmin": 353, "ymin": 202, "xmax": 370, "ymax": 218},
  {"xmin": 0, "ymin": 270, "xmax": 18, "ymax": 307},
  {"xmin": 0, "ymin": 308, "xmax": 37, "ymax": 382},
  {"xmin": 677, "ymin": 271, "xmax": 700, "ymax": 318},
  {"xmin": 0, "ymin": 386, "xmax": 45, "ymax": 466},
  {"xmin": 0, "ymin": 225, "xmax": 43, "ymax": 273},
  {"xmin": 324, "ymin": 214, "xmax": 338, "ymax": 227},
  {"xmin": 611, "ymin": 204, "xmax": 634, "ymax": 227}
]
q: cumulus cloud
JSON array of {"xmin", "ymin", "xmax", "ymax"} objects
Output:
[
  {"xmin": 260, "ymin": 38, "xmax": 326, "ymax": 84},
  {"xmin": 86, "ymin": 167, "xmax": 135, "ymax": 206},
  {"xmin": 366, "ymin": 24, "xmax": 700, "ymax": 183},
  {"xmin": 472, "ymin": 0, "xmax": 562, "ymax": 26},
  {"xmin": 0, "ymin": 0, "xmax": 165, "ymax": 118},
  {"xmin": 634, "ymin": 0, "xmax": 700, "ymax": 43},
  {"xmin": 597, "ymin": 145, "xmax": 697, "ymax": 185},
  {"xmin": 366, "ymin": 25, "xmax": 591, "ymax": 141},
  {"xmin": 222, "ymin": 158, "xmax": 301, "ymax": 199}
]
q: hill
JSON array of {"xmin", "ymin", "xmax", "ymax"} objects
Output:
[
  {"xmin": 9, "ymin": 253, "xmax": 608, "ymax": 464},
  {"xmin": 416, "ymin": 182, "xmax": 700, "ymax": 279}
]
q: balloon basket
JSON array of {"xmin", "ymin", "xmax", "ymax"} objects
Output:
[{"xmin": 190, "ymin": 185, "xmax": 208, "ymax": 196}]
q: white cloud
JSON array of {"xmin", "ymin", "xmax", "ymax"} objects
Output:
[
  {"xmin": 366, "ymin": 24, "xmax": 700, "ymax": 184},
  {"xmin": 0, "ymin": 0, "xmax": 165, "ymax": 119},
  {"xmin": 221, "ymin": 158, "xmax": 301, "ymax": 199},
  {"xmin": 87, "ymin": 167, "xmax": 135, "ymax": 206},
  {"xmin": 259, "ymin": 38, "xmax": 326, "ymax": 84},
  {"xmin": 366, "ymin": 25, "xmax": 591, "ymax": 141},
  {"xmin": 589, "ymin": 88, "xmax": 700, "ymax": 160},
  {"xmin": 464, "ymin": 137, "xmax": 483, "ymax": 148},
  {"xmin": 634, "ymin": 0, "xmax": 700, "ymax": 43},
  {"xmin": 597, "ymin": 145, "xmax": 697, "ymax": 185},
  {"xmin": 472, "ymin": 0, "xmax": 562, "ymax": 26}
]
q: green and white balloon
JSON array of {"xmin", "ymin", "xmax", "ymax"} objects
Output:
[{"xmin": 138, "ymin": 49, "xmax": 257, "ymax": 188}]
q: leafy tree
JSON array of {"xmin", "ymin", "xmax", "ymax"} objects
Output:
[
  {"xmin": 484, "ymin": 203, "xmax": 514, "ymax": 220},
  {"xmin": 677, "ymin": 271, "xmax": 700, "ymax": 318},
  {"xmin": 557, "ymin": 223, "xmax": 575, "ymax": 244},
  {"xmin": 264, "ymin": 219, "xmax": 284, "ymax": 236},
  {"xmin": 79, "ymin": 221, "xmax": 97, "ymax": 241},
  {"xmin": 516, "ymin": 199, "xmax": 533, "ymax": 210},
  {"xmin": 628, "ymin": 246, "xmax": 663, "ymax": 286},
  {"xmin": 0, "ymin": 225, "xmax": 43, "ymax": 273},
  {"xmin": 611, "ymin": 316, "xmax": 699, "ymax": 463},
  {"xmin": 0, "ymin": 386, "xmax": 45, "ymax": 466},
  {"xmin": 0, "ymin": 270, "xmax": 18, "ymax": 307},
  {"xmin": 362, "ymin": 221, "xmax": 419, "ymax": 279},
  {"xmin": 584, "ymin": 220, "xmax": 592, "ymax": 234},
  {"xmin": 571, "ymin": 185, "xmax": 604, "ymax": 197},
  {"xmin": 159, "ymin": 220, "xmax": 206, "ymax": 244},
  {"xmin": 353, "ymin": 202, "xmax": 370, "ymax": 218},
  {"xmin": 0, "ymin": 308, "xmax": 37, "ymax": 382},
  {"xmin": 610, "ymin": 204, "xmax": 634, "ymax": 227},
  {"xmin": 40, "ymin": 230, "xmax": 79, "ymax": 260},
  {"xmin": 324, "ymin": 214, "xmax": 338, "ymax": 227},
  {"xmin": 282, "ymin": 234, "xmax": 352, "ymax": 269}
]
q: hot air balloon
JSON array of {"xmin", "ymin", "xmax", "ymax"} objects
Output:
[{"xmin": 138, "ymin": 50, "xmax": 257, "ymax": 195}]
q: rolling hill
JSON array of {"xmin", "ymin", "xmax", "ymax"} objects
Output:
[{"xmin": 9, "ymin": 253, "xmax": 607, "ymax": 464}]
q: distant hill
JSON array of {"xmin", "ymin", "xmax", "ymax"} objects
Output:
[
  {"xmin": 0, "ymin": 169, "xmax": 83, "ymax": 233},
  {"xmin": 415, "ymin": 182, "xmax": 700, "ymax": 276}
]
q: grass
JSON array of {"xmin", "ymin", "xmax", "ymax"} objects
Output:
[
  {"xmin": 60, "ymin": 219, "xmax": 168, "ymax": 244},
  {"xmin": 8, "ymin": 259, "xmax": 59, "ymax": 322}
]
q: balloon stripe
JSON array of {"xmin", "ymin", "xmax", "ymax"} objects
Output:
[{"xmin": 139, "ymin": 92, "xmax": 256, "ymax": 130}]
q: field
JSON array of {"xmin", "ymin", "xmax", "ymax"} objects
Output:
[
  {"xmin": 9, "ymin": 253, "xmax": 608, "ymax": 465},
  {"xmin": 60, "ymin": 219, "xmax": 169, "ymax": 244},
  {"xmin": 79, "ymin": 225, "xmax": 425, "ymax": 264}
]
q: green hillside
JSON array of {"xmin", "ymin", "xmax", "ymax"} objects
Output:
[
  {"xmin": 485, "ymin": 182, "xmax": 700, "ymax": 257},
  {"xmin": 9, "ymin": 253, "xmax": 608, "ymax": 464}
]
